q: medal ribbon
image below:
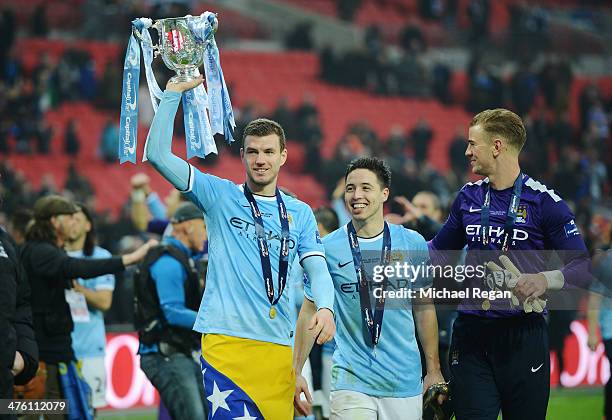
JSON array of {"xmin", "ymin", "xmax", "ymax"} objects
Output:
[
  {"xmin": 481, "ymin": 173, "xmax": 523, "ymax": 252},
  {"xmin": 346, "ymin": 222, "xmax": 391, "ymax": 346},
  {"xmin": 243, "ymin": 185, "xmax": 290, "ymax": 308}
]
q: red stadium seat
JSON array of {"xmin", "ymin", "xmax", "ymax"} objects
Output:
[{"xmin": 6, "ymin": 39, "xmax": 612, "ymax": 216}]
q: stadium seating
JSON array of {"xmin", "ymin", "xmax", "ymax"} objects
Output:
[
  {"xmin": 279, "ymin": 0, "xmax": 510, "ymax": 44},
  {"xmin": 0, "ymin": 0, "xmax": 82, "ymax": 31},
  {"xmin": 218, "ymin": 49, "xmax": 473, "ymax": 167},
  {"xmin": 6, "ymin": 38, "xmax": 612, "ymax": 216},
  {"xmin": 196, "ymin": 2, "xmax": 268, "ymax": 40}
]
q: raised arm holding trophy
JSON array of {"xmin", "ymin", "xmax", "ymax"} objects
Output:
[
  {"xmin": 128, "ymin": 10, "xmax": 337, "ymax": 419},
  {"xmin": 118, "ymin": 12, "xmax": 235, "ymax": 164}
]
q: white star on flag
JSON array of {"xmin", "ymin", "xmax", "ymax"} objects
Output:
[
  {"xmin": 233, "ymin": 404, "xmax": 257, "ymax": 420},
  {"xmin": 207, "ymin": 380, "xmax": 233, "ymax": 417}
]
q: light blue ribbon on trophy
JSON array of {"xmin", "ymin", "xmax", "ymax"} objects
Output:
[
  {"xmin": 220, "ymin": 62, "xmax": 236, "ymax": 142},
  {"xmin": 138, "ymin": 19, "xmax": 164, "ymax": 113},
  {"xmin": 189, "ymin": 12, "xmax": 236, "ymax": 144},
  {"xmin": 182, "ymin": 82, "xmax": 216, "ymax": 158},
  {"xmin": 121, "ymin": 13, "xmax": 234, "ymax": 163},
  {"xmin": 134, "ymin": 17, "xmax": 166, "ymax": 162},
  {"xmin": 118, "ymin": 21, "xmax": 141, "ymax": 164}
]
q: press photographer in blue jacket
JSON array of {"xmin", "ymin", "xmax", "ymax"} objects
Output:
[{"xmin": 136, "ymin": 202, "xmax": 208, "ymax": 420}]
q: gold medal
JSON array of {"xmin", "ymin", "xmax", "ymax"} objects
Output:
[
  {"xmin": 482, "ymin": 299, "xmax": 491, "ymax": 310},
  {"xmin": 269, "ymin": 306, "xmax": 277, "ymax": 319}
]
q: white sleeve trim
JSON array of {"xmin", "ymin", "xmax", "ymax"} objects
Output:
[
  {"xmin": 183, "ymin": 164, "xmax": 195, "ymax": 193},
  {"xmin": 304, "ymin": 289, "xmax": 315, "ymax": 301},
  {"xmin": 543, "ymin": 270, "xmax": 565, "ymax": 290},
  {"xmin": 299, "ymin": 251, "xmax": 325, "ymax": 264}
]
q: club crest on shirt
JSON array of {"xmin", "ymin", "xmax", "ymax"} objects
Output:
[
  {"xmin": 564, "ymin": 220, "xmax": 580, "ymax": 237},
  {"xmin": 515, "ymin": 205, "xmax": 528, "ymax": 224}
]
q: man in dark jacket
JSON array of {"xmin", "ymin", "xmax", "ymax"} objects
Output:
[
  {"xmin": 0, "ymin": 227, "xmax": 38, "ymax": 416},
  {"xmin": 20, "ymin": 195, "xmax": 155, "ymax": 406}
]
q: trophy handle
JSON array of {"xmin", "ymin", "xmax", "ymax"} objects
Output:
[{"xmin": 132, "ymin": 25, "xmax": 161, "ymax": 57}]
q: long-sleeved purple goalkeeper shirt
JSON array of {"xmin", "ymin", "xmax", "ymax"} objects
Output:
[{"xmin": 429, "ymin": 174, "xmax": 590, "ymax": 318}]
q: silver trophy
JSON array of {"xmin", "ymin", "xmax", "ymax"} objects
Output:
[
  {"xmin": 119, "ymin": 12, "xmax": 233, "ymax": 164},
  {"xmin": 133, "ymin": 15, "xmax": 217, "ymax": 83}
]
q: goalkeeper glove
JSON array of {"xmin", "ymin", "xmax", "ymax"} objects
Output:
[{"xmin": 486, "ymin": 255, "xmax": 547, "ymax": 313}]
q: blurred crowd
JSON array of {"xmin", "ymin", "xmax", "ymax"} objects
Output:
[
  {"xmin": 0, "ymin": 0, "xmax": 610, "ymax": 321},
  {"xmin": 0, "ymin": 2, "xmax": 610, "ymax": 418},
  {"xmin": 291, "ymin": 0, "xmax": 569, "ymax": 97},
  {"xmin": 254, "ymin": 94, "xmax": 610, "ymax": 252}
]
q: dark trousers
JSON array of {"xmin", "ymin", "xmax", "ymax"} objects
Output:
[
  {"xmin": 604, "ymin": 339, "xmax": 612, "ymax": 419},
  {"xmin": 449, "ymin": 314, "xmax": 550, "ymax": 420},
  {"xmin": 140, "ymin": 352, "xmax": 207, "ymax": 420},
  {"xmin": 308, "ymin": 343, "xmax": 323, "ymax": 390},
  {"xmin": 21, "ymin": 363, "xmax": 66, "ymax": 420}
]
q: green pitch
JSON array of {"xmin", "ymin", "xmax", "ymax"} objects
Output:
[
  {"xmin": 98, "ymin": 387, "xmax": 604, "ymax": 419},
  {"xmin": 547, "ymin": 388, "xmax": 602, "ymax": 420},
  {"xmin": 99, "ymin": 409, "xmax": 156, "ymax": 420}
]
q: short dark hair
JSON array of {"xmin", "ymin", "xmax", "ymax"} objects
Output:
[
  {"xmin": 242, "ymin": 118, "xmax": 286, "ymax": 151},
  {"xmin": 345, "ymin": 157, "xmax": 391, "ymax": 189},
  {"xmin": 470, "ymin": 108, "xmax": 526, "ymax": 151},
  {"xmin": 33, "ymin": 194, "xmax": 77, "ymax": 220},
  {"xmin": 27, "ymin": 195, "xmax": 72, "ymax": 243},
  {"xmin": 26, "ymin": 219, "xmax": 57, "ymax": 244},
  {"xmin": 413, "ymin": 191, "xmax": 441, "ymax": 211},
  {"xmin": 314, "ymin": 206, "xmax": 339, "ymax": 234},
  {"xmin": 10, "ymin": 208, "xmax": 33, "ymax": 238}
]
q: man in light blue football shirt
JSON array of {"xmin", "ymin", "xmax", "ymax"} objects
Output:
[
  {"xmin": 65, "ymin": 204, "xmax": 114, "ymax": 411},
  {"xmin": 296, "ymin": 157, "xmax": 445, "ymax": 419},
  {"xmin": 145, "ymin": 77, "xmax": 335, "ymax": 419}
]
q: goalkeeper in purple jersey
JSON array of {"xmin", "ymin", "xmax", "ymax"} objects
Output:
[{"xmin": 429, "ymin": 108, "xmax": 590, "ymax": 420}]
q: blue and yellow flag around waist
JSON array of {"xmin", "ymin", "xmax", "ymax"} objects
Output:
[
  {"xmin": 59, "ymin": 361, "xmax": 94, "ymax": 420},
  {"xmin": 201, "ymin": 334, "xmax": 295, "ymax": 419}
]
